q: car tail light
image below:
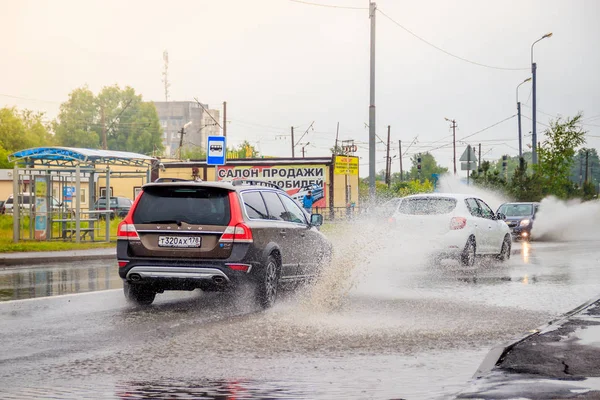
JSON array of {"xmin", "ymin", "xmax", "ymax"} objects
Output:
[
  {"xmin": 118, "ymin": 261, "xmax": 129, "ymax": 268},
  {"xmin": 226, "ymin": 263, "xmax": 252, "ymax": 273},
  {"xmin": 219, "ymin": 192, "xmax": 253, "ymax": 243},
  {"xmin": 117, "ymin": 219, "xmax": 139, "ymax": 239},
  {"xmin": 450, "ymin": 217, "xmax": 467, "ymax": 230},
  {"xmin": 220, "ymin": 223, "xmax": 253, "ymax": 243}
]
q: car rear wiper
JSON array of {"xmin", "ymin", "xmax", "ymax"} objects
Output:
[{"xmin": 146, "ymin": 219, "xmax": 184, "ymax": 226}]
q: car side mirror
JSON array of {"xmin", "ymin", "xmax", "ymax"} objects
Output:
[
  {"xmin": 310, "ymin": 213, "xmax": 323, "ymax": 227},
  {"xmin": 497, "ymin": 212, "xmax": 506, "ymax": 221}
]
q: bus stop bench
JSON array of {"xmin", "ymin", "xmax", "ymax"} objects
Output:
[{"xmin": 62, "ymin": 228, "xmax": 95, "ymax": 239}]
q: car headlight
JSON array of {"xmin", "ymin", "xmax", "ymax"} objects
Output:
[{"xmin": 519, "ymin": 219, "xmax": 530, "ymax": 227}]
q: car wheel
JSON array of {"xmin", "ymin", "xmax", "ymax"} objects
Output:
[
  {"xmin": 123, "ymin": 281, "xmax": 156, "ymax": 306},
  {"xmin": 256, "ymin": 254, "xmax": 280, "ymax": 309},
  {"xmin": 498, "ymin": 235, "xmax": 511, "ymax": 261},
  {"xmin": 460, "ymin": 237, "xmax": 476, "ymax": 267}
]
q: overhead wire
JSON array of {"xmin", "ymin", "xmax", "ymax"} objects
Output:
[
  {"xmin": 288, "ymin": 0, "xmax": 368, "ymax": 10},
  {"xmin": 377, "ymin": 9, "xmax": 528, "ymax": 71}
]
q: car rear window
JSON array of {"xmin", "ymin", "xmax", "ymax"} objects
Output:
[
  {"xmin": 498, "ymin": 204, "xmax": 533, "ymax": 217},
  {"xmin": 397, "ymin": 197, "xmax": 457, "ymax": 215},
  {"xmin": 97, "ymin": 198, "xmax": 118, "ymax": 207},
  {"xmin": 133, "ymin": 186, "xmax": 231, "ymax": 226}
]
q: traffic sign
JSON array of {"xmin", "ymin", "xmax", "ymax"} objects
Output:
[
  {"xmin": 459, "ymin": 146, "xmax": 477, "ymax": 162},
  {"xmin": 63, "ymin": 186, "xmax": 75, "ymax": 202},
  {"xmin": 207, "ymin": 136, "xmax": 226, "ymax": 166},
  {"xmin": 461, "ymin": 161, "xmax": 477, "ymax": 171}
]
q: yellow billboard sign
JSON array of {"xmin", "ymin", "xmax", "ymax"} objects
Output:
[{"xmin": 334, "ymin": 156, "xmax": 359, "ymax": 175}]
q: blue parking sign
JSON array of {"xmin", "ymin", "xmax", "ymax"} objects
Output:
[{"xmin": 207, "ymin": 136, "xmax": 226, "ymax": 166}]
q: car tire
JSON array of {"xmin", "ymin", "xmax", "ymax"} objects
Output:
[
  {"xmin": 498, "ymin": 235, "xmax": 511, "ymax": 261},
  {"xmin": 123, "ymin": 281, "xmax": 156, "ymax": 306},
  {"xmin": 460, "ymin": 237, "xmax": 476, "ymax": 267},
  {"xmin": 256, "ymin": 254, "xmax": 280, "ymax": 309}
]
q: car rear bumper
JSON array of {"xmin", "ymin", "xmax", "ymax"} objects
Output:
[
  {"xmin": 117, "ymin": 240, "xmax": 263, "ymax": 289},
  {"xmin": 118, "ymin": 260, "xmax": 261, "ymax": 290}
]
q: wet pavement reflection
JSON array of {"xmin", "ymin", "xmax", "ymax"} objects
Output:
[
  {"xmin": 1, "ymin": 241, "xmax": 600, "ymax": 399},
  {"xmin": 0, "ymin": 260, "xmax": 121, "ymax": 302}
]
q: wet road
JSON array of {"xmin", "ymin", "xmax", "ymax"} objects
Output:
[{"xmin": 1, "ymin": 239, "xmax": 600, "ymax": 399}]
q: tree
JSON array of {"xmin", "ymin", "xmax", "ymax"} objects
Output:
[
  {"xmin": 0, "ymin": 144, "xmax": 13, "ymax": 169},
  {"xmin": 330, "ymin": 144, "xmax": 344, "ymax": 155},
  {"xmin": 229, "ymin": 141, "xmax": 259, "ymax": 159},
  {"xmin": 408, "ymin": 152, "xmax": 448, "ymax": 181},
  {"xmin": 491, "ymin": 152, "xmax": 533, "ymax": 178},
  {"xmin": 506, "ymin": 160, "xmax": 543, "ymax": 201},
  {"xmin": 536, "ymin": 113, "xmax": 586, "ymax": 198},
  {"xmin": 471, "ymin": 160, "xmax": 507, "ymax": 191},
  {"xmin": 0, "ymin": 107, "xmax": 53, "ymax": 153},
  {"xmin": 53, "ymin": 85, "xmax": 164, "ymax": 155},
  {"xmin": 570, "ymin": 148, "xmax": 600, "ymax": 188},
  {"xmin": 181, "ymin": 147, "xmax": 206, "ymax": 160}
]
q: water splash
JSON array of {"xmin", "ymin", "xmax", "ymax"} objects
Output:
[{"xmin": 533, "ymin": 197, "xmax": 600, "ymax": 241}]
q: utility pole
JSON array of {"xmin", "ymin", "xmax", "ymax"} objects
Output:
[
  {"xmin": 291, "ymin": 126, "xmax": 295, "ymax": 158},
  {"xmin": 334, "ymin": 122, "xmax": 339, "ymax": 155},
  {"xmin": 223, "ymin": 101, "xmax": 227, "ymax": 137},
  {"xmin": 368, "ymin": 1, "xmax": 377, "ymax": 200},
  {"xmin": 445, "ymin": 118, "xmax": 457, "ymax": 175},
  {"xmin": 478, "ymin": 143, "xmax": 482, "ymax": 176},
  {"xmin": 579, "ymin": 153, "xmax": 584, "ymax": 187},
  {"xmin": 585, "ymin": 149, "xmax": 590, "ymax": 184},
  {"xmin": 467, "ymin": 145, "xmax": 472, "ymax": 186},
  {"xmin": 178, "ymin": 127, "xmax": 185, "ymax": 159},
  {"xmin": 398, "ymin": 140, "xmax": 403, "ymax": 181},
  {"xmin": 517, "ymin": 101, "xmax": 523, "ymax": 159},
  {"xmin": 301, "ymin": 142, "xmax": 310, "ymax": 158},
  {"xmin": 101, "ymin": 106, "xmax": 107, "ymax": 150},
  {"xmin": 385, "ymin": 125, "xmax": 391, "ymax": 186},
  {"xmin": 452, "ymin": 120, "xmax": 457, "ymax": 175}
]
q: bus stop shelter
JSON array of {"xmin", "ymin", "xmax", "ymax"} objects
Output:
[{"xmin": 8, "ymin": 147, "xmax": 157, "ymax": 243}]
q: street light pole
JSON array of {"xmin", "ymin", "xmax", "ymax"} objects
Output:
[
  {"xmin": 516, "ymin": 77, "xmax": 532, "ymax": 165},
  {"xmin": 531, "ymin": 32, "xmax": 553, "ymax": 165},
  {"xmin": 368, "ymin": 1, "xmax": 377, "ymax": 200}
]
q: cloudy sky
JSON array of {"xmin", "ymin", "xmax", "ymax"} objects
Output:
[{"xmin": 2, "ymin": 0, "xmax": 599, "ymax": 176}]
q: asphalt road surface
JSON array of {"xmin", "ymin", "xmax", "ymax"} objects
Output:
[{"xmin": 1, "ymin": 238, "xmax": 600, "ymax": 399}]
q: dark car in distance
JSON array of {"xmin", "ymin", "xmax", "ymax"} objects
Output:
[
  {"xmin": 95, "ymin": 196, "xmax": 133, "ymax": 218},
  {"xmin": 497, "ymin": 202, "xmax": 540, "ymax": 240},
  {"xmin": 116, "ymin": 179, "xmax": 332, "ymax": 307}
]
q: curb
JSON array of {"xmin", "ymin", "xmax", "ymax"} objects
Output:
[
  {"xmin": 472, "ymin": 293, "xmax": 600, "ymax": 379},
  {"xmin": 0, "ymin": 253, "xmax": 116, "ymax": 268}
]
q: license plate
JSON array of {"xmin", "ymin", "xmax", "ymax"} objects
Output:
[{"xmin": 158, "ymin": 236, "xmax": 202, "ymax": 248}]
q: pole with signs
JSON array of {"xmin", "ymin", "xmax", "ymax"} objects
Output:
[{"xmin": 207, "ymin": 135, "xmax": 226, "ymax": 181}]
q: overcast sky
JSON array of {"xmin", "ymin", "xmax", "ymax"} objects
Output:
[{"xmin": 2, "ymin": 0, "xmax": 599, "ymax": 176}]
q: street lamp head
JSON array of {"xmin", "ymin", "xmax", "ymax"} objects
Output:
[
  {"xmin": 523, "ymin": 77, "xmax": 532, "ymax": 83},
  {"xmin": 542, "ymin": 32, "xmax": 553, "ymax": 39}
]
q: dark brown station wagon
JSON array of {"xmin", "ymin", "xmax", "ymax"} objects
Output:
[{"xmin": 117, "ymin": 179, "xmax": 332, "ymax": 307}]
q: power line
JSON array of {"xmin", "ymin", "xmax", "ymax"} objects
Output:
[
  {"xmin": 458, "ymin": 114, "xmax": 517, "ymax": 141},
  {"xmin": 288, "ymin": 0, "xmax": 368, "ymax": 10},
  {"xmin": 193, "ymin": 97, "xmax": 223, "ymax": 129},
  {"xmin": 377, "ymin": 8, "xmax": 528, "ymax": 71},
  {"xmin": 0, "ymin": 93, "xmax": 61, "ymax": 104},
  {"xmin": 521, "ymin": 114, "xmax": 550, "ymax": 128}
]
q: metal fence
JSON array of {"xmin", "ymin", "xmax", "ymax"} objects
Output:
[{"xmin": 313, "ymin": 206, "xmax": 362, "ymax": 221}]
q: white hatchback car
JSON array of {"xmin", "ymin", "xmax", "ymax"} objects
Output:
[{"xmin": 391, "ymin": 193, "xmax": 511, "ymax": 266}]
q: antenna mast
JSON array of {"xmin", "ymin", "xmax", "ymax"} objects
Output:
[{"xmin": 162, "ymin": 50, "xmax": 170, "ymax": 102}]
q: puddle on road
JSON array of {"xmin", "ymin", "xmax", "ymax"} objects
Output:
[
  {"xmin": 0, "ymin": 349, "xmax": 488, "ymax": 399},
  {"xmin": 0, "ymin": 261, "xmax": 121, "ymax": 302}
]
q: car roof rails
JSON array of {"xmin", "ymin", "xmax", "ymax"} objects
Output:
[
  {"xmin": 231, "ymin": 179, "xmax": 282, "ymax": 190},
  {"xmin": 154, "ymin": 177, "xmax": 194, "ymax": 183}
]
